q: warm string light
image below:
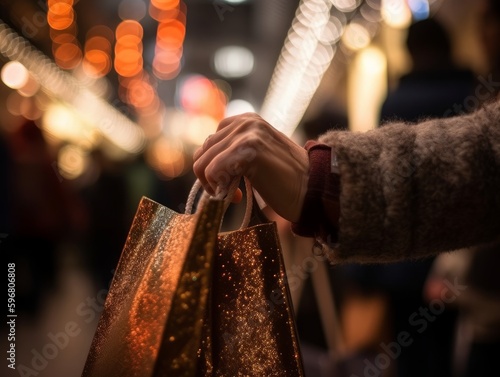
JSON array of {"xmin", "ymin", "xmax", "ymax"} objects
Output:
[
  {"xmin": 150, "ymin": 0, "xmax": 187, "ymax": 80},
  {"xmin": 112, "ymin": 17, "xmax": 162, "ymax": 122},
  {"xmin": 83, "ymin": 26, "xmax": 114, "ymax": 78},
  {"xmin": 381, "ymin": 0, "xmax": 412, "ymax": 28},
  {"xmin": 261, "ymin": 0, "xmax": 339, "ymax": 136},
  {"xmin": 115, "ymin": 19, "xmax": 144, "ymax": 78},
  {"xmin": 47, "ymin": 0, "xmax": 82, "ymax": 70},
  {"xmin": 0, "ymin": 20, "xmax": 146, "ymax": 154},
  {"xmin": 261, "ymin": 0, "xmax": 386, "ymax": 136}
]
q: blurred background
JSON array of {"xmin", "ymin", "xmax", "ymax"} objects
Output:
[{"xmin": 0, "ymin": 0, "xmax": 499, "ymax": 376}]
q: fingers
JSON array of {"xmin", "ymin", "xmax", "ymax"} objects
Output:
[
  {"xmin": 193, "ymin": 112, "xmax": 261, "ymax": 161},
  {"xmin": 193, "ymin": 140, "xmax": 241, "ymax": 195},
  {"xmin": 193, "ymin": 125, "xmax": 232, "ymax": 161},
  {"xmin": 193, "ymin": 114, "xmax": 261, "ymax": 192},
  {"xmin": 232, "ymin": 188, "xmax": 243, "ymax": 203},
  {"xmin": 217, "ymin": 112, "xmax": 257, "ymax": 131}
]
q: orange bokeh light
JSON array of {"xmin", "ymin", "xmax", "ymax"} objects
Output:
[
  {"xmin": 146, "ymin": 137, "xmax": 185, "ymax": 179},
  {"xmin": 116, "ymin": 20, "xmax": 143, "ymax": 40},
  {"xmin": 154, "ymin": 48, "xmax": 182, "ymax": 63},
  {"xmin": 115, "ymin": 49, "xmax": 142, "ymax": 64},
  {"xmin": 149, "ymin": 1, "xmax": 186, "ymax": 23},
  {"xmin": 150, "ymin": 1, "xmax": 186, "ymax": 80},
  {"xmin": 83, "ymin": 50, "xmax": 111, "ymax": 77},
  {"xmin": 85, "ymin": 36, "xmax": 112, "ymax": 53},
  {"xmin": 158, "ymin": 19, "xmax": 186, "ymax": 38},
  {"xmin": 50, "ymin": 22, "xmax": 77, "ymax": 39},
  {"xmin": 127, "ymin": 79, "xmax": 156, "ymax": 109},
  {"xmin": 54, "ymin": 42, "xmax": 82, "ymax": 69},
  {"xmin": 48, "ymin": 9, "xmax": 74, "ymax": 30},
  {"xmin": 149, "ymin": 6, "xmax": 177, "ymax": 23},
  {"xmin": 115, "ymin": 57, "xmax": 142, "ymax": 77},
  {"xmin": 156, "ymin": 20, "xmax": 185, "ymax": 49},
  {"xmin": 51, "ymin": 32, "xmax": 76, "ymax": 46},
  {"xmin": 153, "ymin": 57, "xmax": 180, "ymax": 80},
  {"xmin": 151, "ymin": 0, "xmax": 180, "ymax": 11},
  {"xmin": 115, "ymin": 35, "xmax": 143, "ymax": 51},
  {"xmin": 48, "ymin": 0, "xmax": 74, "ymax": 6},
  {"xmin": 86, "ymin": 25, "xmax": 114, "ymax": 43},
  {"xmin": 179, "ymin": 76, "xmax": 226, "ymax": 120},
  {"xmin": 49, "ymin": 2, "xmax": 73, "ymax": 15}
]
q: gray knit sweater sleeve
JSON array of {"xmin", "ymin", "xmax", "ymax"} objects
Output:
[{"xmin": 317, "ymin": 100, "xmax": 500, "ymax": 263}]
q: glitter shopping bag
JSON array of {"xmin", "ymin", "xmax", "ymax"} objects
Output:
[
  {"xmin": 82, "ymin": 179, "xmax": 304, "ymax": 377},
  {"xmin": 81, "ymin": 195, "xmax": 224, "ymax": 377},
  {"xmin": 196, "ymin": 219, "xmax": 305, "ymax": 376}
]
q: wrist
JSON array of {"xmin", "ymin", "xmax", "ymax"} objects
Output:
[{"xmin": 292, "ymin": 141, "xmax": 339, "ymax": 238}]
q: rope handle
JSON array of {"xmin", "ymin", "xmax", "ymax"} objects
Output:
[{"xmin": 185, "ymin": 177, "xmax": 253, "ymax": 230}]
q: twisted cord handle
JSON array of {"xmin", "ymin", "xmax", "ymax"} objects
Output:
[{"xmin": 185, "ymin": 177, "xmax": 253, "ymax": 229}]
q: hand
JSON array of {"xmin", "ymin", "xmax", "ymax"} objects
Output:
[{"xmin": 193, "ymin": 113, "xmax": 309, "ymax": 222}]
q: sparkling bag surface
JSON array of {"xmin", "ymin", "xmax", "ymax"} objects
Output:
[
  {"xmin": 82, "ymin": 197, "xmax": 223, "ymax": 377},
  {"xmin": 198, "ymin": 222, "xmax": 305, "ymax": 377}
]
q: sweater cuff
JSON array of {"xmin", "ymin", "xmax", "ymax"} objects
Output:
[{"xmin": 291, "ymin": 141, "xmax": 340, "ymax": 241}]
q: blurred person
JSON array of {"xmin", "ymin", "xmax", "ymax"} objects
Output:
[
  {"xmin": 480, "ymin": 0, "xmax": 500, "ymax": 84},
  {"xmin": 0, "ymin": 121, "xmax": 87, "ymax": 316},
  {"xmin": 334, "ymin": 18, "xmax": 476, "ymax": 377},
  {"xmin": 285, "ymin": 18, "xmax": 474, "ymax": 377},
  {"xmin": 423, "ymin": 1, "xmax": 500, "ymax": 376},
  {"xmin": 382, "ymin": 19, "xmax": 476, "ymax": 122},
  {"xmin": 0, "ymin": 133, "xmax": 9, "ymax": 234},
  {"xmin": 80, "ymin": 150, "xmax": 131, "ymax": 290}
]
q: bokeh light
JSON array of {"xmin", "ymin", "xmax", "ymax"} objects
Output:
[
  {"xmin": 381, "ymin": 0, "xmax": 412, "ymax": 29},
  {"xmin": 57, "ymin": 144, "xmax": 89, "ymax": 180},
  {"xmin": 146, "ymin": 137, "xmax": 185, "ymax": 179},
  {"xmin": 151, "ymin": 1, "xmax": 186, "ymax": 80},
  {"xmin": 83, "ymin": 33, "xmax": 113, "ymax": 78},
  {"xmin": 185, "ymin": 115, "xmax": 218, "ymax": 146},
  {"xmin": 119, "ymin": 0, "xmax": 147, "ymax": 21},
  {"xmin": 116, "ymin": 20, "xmax": 144, "ymax": 40},
  {"xmin": 348, "ymin": 46, "xmax": 387, "ymax": 132},
  {"xmin": 54, "ymin": 42, "xmax": 83, "ymax": 69},
  {"xmin": 331, "ymin": 0, "xmax": 362, "ymax": 13},
  {"xmin": 47, "ymin": 0, "xmax": 82, "ymax": 69},
  {"xmin": 342, "ymin": 22, "xmax": 371, "ymax": 50},
  {"xmin": 213, "ymin": 46, "xmax": 254, "ymax": 79},
  {"xmin": 83, "ymin": 49, "xmax": 112, "ymax": 78},
  {"xmin": 42, "ymin": 103, "xmax": 87, "ymax": 143},
  {"xmin": 225, "ymin": 99, "xmax": 255, "ymax": 117},
  {"xmin": 47, "ymin": 3, "xmax": 74, "ymax": 30},
  {"xmin": 151, "ymin": 0, "xmax": 180, "ymax": 11},
  {"xmin": 1, "ymin": 61, "xmax": 29, "ymax": 89},
  {"xmin": 408, "ymin": 0, "xmax": 430, "ymax": 21},
  {"xmin": 115, "ymin": 20, "xmax": 144, "ymax": 78},
  {"xmin": 179, "ymin": 75, "xmax": 227, "ymax": 121},
  {"xmin": 17, "ymin": 76, "xmax": 40, "ymax": 97}
]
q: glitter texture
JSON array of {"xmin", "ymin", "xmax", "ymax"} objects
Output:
[
  {"xmin": 198, "ymin": 223, "xmax": 304, "ymax": 377},
  {"xmin": 82, "ymin": 197, "xmax": 223, "ymax": 377}
]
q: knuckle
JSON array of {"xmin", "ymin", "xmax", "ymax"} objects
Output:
[{"xmin": 206, "ymin": 157, "xmax": 228, "ymax": 184}]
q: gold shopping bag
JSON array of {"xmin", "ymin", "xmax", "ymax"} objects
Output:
[{"xmin": 82, "ymin": 181, "xmax": 304, "ymax": 377}]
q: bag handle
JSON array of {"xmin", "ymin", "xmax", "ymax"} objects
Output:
[
  {"xmin": 310, "ymin": 253, "xmax": 345, "ymax": 358},
  {"xmin": 185, "ymin": 177, "xmax": 253, "ymax": 230}
]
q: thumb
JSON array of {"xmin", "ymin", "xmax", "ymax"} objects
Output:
[{"xmin": 231, "ymin": 188, "xmax": 243, "ymax": 204}]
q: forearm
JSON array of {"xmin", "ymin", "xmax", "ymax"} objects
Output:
[{"xmin": 308, "ymin": 100, "xmax": 500, "ymax": 263}]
